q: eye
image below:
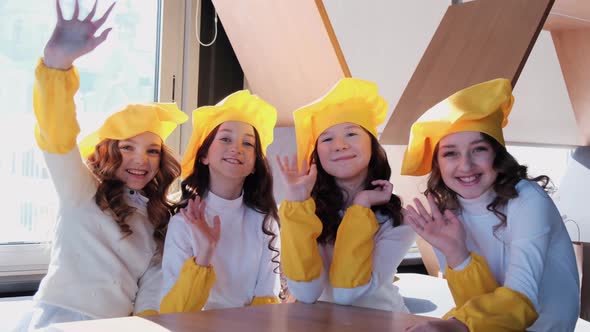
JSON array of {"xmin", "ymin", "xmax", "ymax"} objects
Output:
[
  {"xmin": 219, "ymin": 137, "xmax": 231, "ymax": 143},
  {"xmin": 473, "ymin": 146, "xmax": 488, "ymax": 153},
  {"xmin": 320, "ymin": 137, "xmax": 332, "ymax": 143},
  {"xmin": 441, "ymin": 151, "xmax": 456, "ymax": 158},
  {"xmin": 346, "ymin": 132, "xmax": 358, "ymax": 137},
  {"xmin": 119, "ymin": 145, "xmax": 133, "ymax": 151},
  {"xmin": 243, "ymin": 141, "xmax": 255, "ymax": 147},
  {"xmin": 148, "ymin": 148, "xmax": 161, "ymax": 155}
]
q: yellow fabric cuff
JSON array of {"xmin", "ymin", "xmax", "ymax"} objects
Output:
[
  {"xmin": 250, "ymin": 296, "xmax": 280, "ymax": 306},
  {"xmin": 279, "ymin": 198, "xmax": 323, "ymax": 281},
  {"xmin": 135, "ymin": 310, "xmax": 158, "ymax": 316},
  {"xmin": 330, "ymin": 204, "xmax": 379, "ymax": 288},
  {"xmin": 445, "ymin": 252, "xmax": 499, "ymax": 307},
  {"xmin": 34, "ymin": 58, "xmax": 81, "ymax": 154},
  {"xmin": 159, "ymin": 257, "xmax": 216, "ymax": 313},
  {"xmin": 444, "ymin": 287, "xmax": 539, "ymax": 332}
]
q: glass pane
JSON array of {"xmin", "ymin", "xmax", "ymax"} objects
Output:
[{"xmin": 0, "ymin": 0, "xmax": 160, "ymax": 244}]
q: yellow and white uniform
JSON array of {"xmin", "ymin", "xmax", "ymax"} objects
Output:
[
  {"xmin": 21, "ymin": 61, "xmax": 167, "ymax": 330},
  {"xmin": 160, "ymin": 191, "xmax": 280, "ymax": 312},
  {"xmin": 280, "ymin": 198, "xmax": 415, "ymax": 311},
  {"xmin": 436, "ymin": 180, "xmax": 579, "ymax": 331}
]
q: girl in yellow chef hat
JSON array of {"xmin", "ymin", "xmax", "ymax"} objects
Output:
[
  {"xmin": 402, "ymin": 79, "xmax": 579, "ymax": 332},
  {"xmin": 159, "ymin": 89, "xmax": 281, "ymax": 312},
  {"xmin": 20, "ymin": 1, "xmax": 188, "ymax": 330},
  {"xmin": 275, "ymin": 78, "xmax": 415, "ymax": 311}
]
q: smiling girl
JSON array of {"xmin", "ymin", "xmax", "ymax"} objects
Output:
[
  {"xmin": 402, "ymin": 79, "xmax": 579, "ymax": 332},
  {"xmin": 277, "ymin": 78, "xmax": 415, "ymax": 311},
  {"xmin": 159, "ymin": 90, "xmax": 281, "ymax": 312},
  {"xmin": 20, "ymin": 0, "xmax": 187, "ymax": 330}
]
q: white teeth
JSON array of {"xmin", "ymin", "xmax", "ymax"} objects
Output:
[
  {"xmin": 224, "ymin": 158, "xmax": 241, "ymax": 164},
  {"xmin": 127, "ymin": 169, "xmax": 147, "ymax": 175},
  {"xmin": 459, "ymin": 175, "xmax": 478, "ymax": 183}
]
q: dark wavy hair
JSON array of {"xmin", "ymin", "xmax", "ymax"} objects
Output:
[
  {"xmin": 426, "ymin": 132, "xmax": 551, "ymax": 230},
  {"xmin": 176, "ymin": 124, "xmax": 281, "ymax": 278},
  {"xmin": 311, "ymin": 132, "xmax": 403, "ymax": 244},
  {"xmin": 86, "ymin": 138, "xmax": 181, "ymax": 257}
]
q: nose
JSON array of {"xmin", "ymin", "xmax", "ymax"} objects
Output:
[
  {"xmin": 229, "ymin": 142, "xmax": 243, "ymax": 154},
  {"xmin": 133, "ymin": 151, "xmax": 149, "ymax": 164},
  {"xmin": 333, "ymin": 136, "xmax": 349, "ymax": 152},
  {"xmin": 458, "ymin": 154, "xmax": 474, "ymax": 172}
]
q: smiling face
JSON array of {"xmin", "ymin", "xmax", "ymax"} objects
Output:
[
  {"xmin": 436, "ymin": 131, "xmax": 498, "ymax": 199},
  {"xmin": 114, "ymin": 131, "xmax": 162, "ymax": 190},
  {"xmin": 201, "ymin": 121, "xmax": 257, "ymax": 181},
  {"xmin": 315, "ymin": 122, "xmax": 372, "ymax": 183}
]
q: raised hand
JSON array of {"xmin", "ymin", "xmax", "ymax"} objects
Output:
[
  {"xmin": 275, "ymin": 155, "xmax": 317, "ymax": 202},
  {"xmin": 352, "ymin": 179, "xmax": 393, "ymax": 208},
  {"xmin": 43, "ymin": 0, "xmax": 116, "ymax": 69},
  {"xmin": 404, "ymin": 194, "xmax": 469, "ymax": 268},
  {"xmin": 181, "ymin": 195, "xmax": 221, "ymax": 267}
]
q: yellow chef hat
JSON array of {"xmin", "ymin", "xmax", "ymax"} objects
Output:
[
  {"xmin": 293, "ymin": 78, "xmax": 387, "ymax": 168},
  {"xmin": 181, "ymin": 90, "xmax": 277, "ymax": 179},
  {"xmin": 401, "ymin": 78, "xmax": 514, "ymax": 176},
  {"xmin": 79, "ymin": 102, "xmax": 188, "ymax": 158}
]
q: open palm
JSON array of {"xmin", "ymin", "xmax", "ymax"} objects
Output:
[
  {"xmin": 405, "ymin": 194, "xmax": 469, "ymax": 267},
  {"xmin": 181, "ymin": 195, "xmax": 221, "ymax": 267},
  {"xmin": 276, "ymin": 155, "xmax": 317, "ymax": 202},
  {"xmin": 44, "ymin": 0, "xmax": 115, "ymax": 69}
]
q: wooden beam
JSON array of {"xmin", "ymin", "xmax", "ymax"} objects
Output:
[
  {"xmin": 380, "ymin": 0, "xmax": 554, "ymax": 145},
  {"xmin": 211, "ymin": 0, "xmax": 349, "ymax": 126},
  {"xmin": 552, "ymin": 29, "xmax": 590, "ymax": 144}
]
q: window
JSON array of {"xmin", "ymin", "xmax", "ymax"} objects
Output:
[{"xmin": 0, "ymin": 0, "xmax": 186, "ymax": 277}]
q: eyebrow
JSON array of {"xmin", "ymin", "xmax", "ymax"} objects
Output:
[
  {"xmin": 120, "ymin": 139, "xmax": 162, "ymax": 148},
  {"xmin": 439, "ymin": 139, "xmax": 487, "ymax": 149},
  {"xmin": 319, "ymin": 125, "xmax": 361, "ymax": 138},
  {"xmin": 219, "ymin": 129, "xmax": 255, "ymax": 139}
]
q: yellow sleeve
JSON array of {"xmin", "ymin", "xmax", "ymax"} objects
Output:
[
  {"xmin": 135, "ymin": 310, "xmax": 158, "ymax": 316},
  {"xmin": 279, "ymin": 199, "xmax": 323, "ymax": 281},
  {"xmin": 443, "ymin": 287, "xmax": 538, "ymax": 332},
  {"xmin": 33, "ymin": 58, "xmax": 81, "ymax": 154},
  {"xmin": 250, "ymin": 296, "xmax": 280, "ymax": 306},
  {"xmin": 159, "ymin": 257, "xmax": 216, "ymax": 313},
  {"xmin": 445, "ymin": 252, "xmax": 499, "ymax": 307},
  {"xmin": 329, "ymin": 205, "xmax": 379, "ymax": 288}
]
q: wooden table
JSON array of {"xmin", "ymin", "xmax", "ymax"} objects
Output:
[{"xmin": 144, "ymin": 302, "xmax": 439, "ymax": 332}]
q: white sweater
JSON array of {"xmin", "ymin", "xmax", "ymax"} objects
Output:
[
  {"xmin": 435, "ymin": 180, "xmax": 579, "ymax": 331},
  {"xmin": 161, "ymin": 191, "xmax": 280, "ymax": 309},
  {"xmin": 287, "ymin": 212, "xmax": 416, "ymax": 312},
  {"xmin": 35, "ymin": 148, "xmax": 162, "ymax": 318}
]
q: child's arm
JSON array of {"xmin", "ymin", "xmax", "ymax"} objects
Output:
[
  {"xmin": 133, "ymin": 256, "xmax": 162, "ymax": 316},
  {"xmin": 159, "ymin": 215, "xmax": 216, "ymax": 313},
  {"xmin": 279, "ymin": 199, "xmax": 325, "ymax": 303}
]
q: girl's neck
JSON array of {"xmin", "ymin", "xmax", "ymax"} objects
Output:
[
  {"xmin": 208, "ymin": 176, "xmax": 245, "ymax": 200},
  {"xmin": 335, "ymin": 173, "xmax": 367, "ymax": 208}
]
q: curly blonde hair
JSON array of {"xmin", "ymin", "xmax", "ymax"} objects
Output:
[{"xmin": 86, "ymin": 138, "xmax": 181, "ymax": 255}]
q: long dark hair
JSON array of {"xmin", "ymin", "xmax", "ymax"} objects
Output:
[
  {"xmin": 86, "ymin": 139, "xmax": 180, "ymax": 257},
  {"xmin": 426, "ymin": 132, "xmax": 551, "ymax": 230},
  {"xmin": 311, "ymin": 133, "xmax": 403, "ymax": 244},
  {"xmin": 176, "ymin": 124, "xmax": 281, "ymax": 274}
]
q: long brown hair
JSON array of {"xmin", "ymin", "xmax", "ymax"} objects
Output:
[
  {"xmin": 311, "ymin": 133, "xmax": 403, "ymax": 245},
  {"xmin": 426, "ymin": 132, "xmax": 551, "ymax": 230},
  {"xmin": 177, "ymin": 124, "xmax": 281, "ymax": 274},
  {"xmin": 86, "ymin": 138, "xmax": 181, "ymax": 255}
]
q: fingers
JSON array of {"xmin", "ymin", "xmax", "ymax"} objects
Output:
[
  {"xmin": 212, "ymin": 216, "xmax": 221, "ymax": 241},
  {"xmin": 73, "ymin": 0, "xmax": 80, "ymax": 20},
  {"xmin": 84, "ymin": 0, "xmax": 98, "ymax": 22},
  {"xmin": 91, "ymin": 27, "xmax": 112, "ymax": 50},
  {"xmin": 94, "ymin": 1, "xmax": 116, "ymax": 28},
  {"xmin": 413, "ymin": 198, "xmax": 433, "ymax": 222},
  {"xmin": 298, "ymin": 158, "xmax": 309, "ymax": 177},
  {"xmin": 405, "ymin": 205, "xmax": 425, "ymax": 230},
  {"xmin": 56, "ymin": 0, "xmax": 64, "ymax": 22},
  {"xmin": 426, "ymin": 193, "xmax": 444, "ymax": 222},
  {"xmin": 371, "ymin": 179, "xmax": 393, "ymax": 193},
  {"xmin": 307, "ymin": 163, "xmax": 317, "ymax": 180},
  {"xmin": 444, "ymin": 209, "xmax": 461, "ymax": 226}
]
